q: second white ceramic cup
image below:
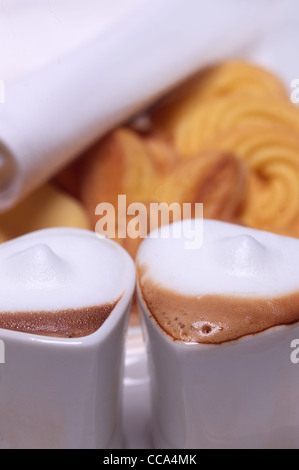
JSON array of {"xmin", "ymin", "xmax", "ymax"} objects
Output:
[
  {"xmin": 136, "ymin": 219, "xmax": 299, "ymax": 449},
  {"xmin": 138, "ymin": 301, "xmax": 299, "ymax": 449}
]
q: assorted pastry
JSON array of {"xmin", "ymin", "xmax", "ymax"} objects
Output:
[{"xmin": 1, "ymin": 59, "xmax": 298, "ymax": 323}]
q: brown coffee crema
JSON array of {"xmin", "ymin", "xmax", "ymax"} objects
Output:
[
  {"xmin": 138, "ymin": 275, "xmax": 299, "ymax": 344},
  {"xmin": 0, "ymin": 300, "xmax": 120, "ymax": 338}
]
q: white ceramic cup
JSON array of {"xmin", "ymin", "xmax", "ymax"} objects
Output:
[
  {"xmin": 136, "ymin": 220, "xmax": 299, "ymax": 449},
  {"xmin": 138, "ymin": 308, "xmax": 299, "ymax": 449},
  {"xmin": 0, "ymin": 228, "xmax": 136, "ymax": 449}
]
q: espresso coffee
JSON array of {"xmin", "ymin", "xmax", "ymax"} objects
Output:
[
  {"xmin": 0, "ymin": 228, "xmax": 129, "ymax": 338},
  {"xmin": 0, "ymin": 302, "xmax": 119, "ymax": 338},
  {"xmin": 138, "ymin": 277, "xmax": 299, "ymax": 343},
  {"xmin": 137, "ymin": 219, "xmax": 299, "ymax": 344}
]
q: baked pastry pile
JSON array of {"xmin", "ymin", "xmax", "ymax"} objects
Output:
[
  {"xmin": 0, "ymin": 59, "xmax": 298, "ymax": 324},
  {"xmin": 53, "ymin": 60, "xmax": 299, "ymax": 259},
  {"xmin": 1, "ymin": 60, "xmax": 298, "ymax": 260}
]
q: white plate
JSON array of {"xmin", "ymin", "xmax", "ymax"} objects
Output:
[{"xmin": 122, "ymin": 326, "xmax": 153, "ymax": 449}]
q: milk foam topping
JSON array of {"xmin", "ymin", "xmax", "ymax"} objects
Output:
[
  {"xmin": 137, "ymin": 219, "xmax": 299, "ymax": 298},
  {"xmin": 0, "ymin": 228, "xmax": 134, "ymax": 312}
]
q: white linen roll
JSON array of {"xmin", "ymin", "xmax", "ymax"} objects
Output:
[{"xmin": 0, "ymin": 0, "xmax": 288, "ymax": 211}]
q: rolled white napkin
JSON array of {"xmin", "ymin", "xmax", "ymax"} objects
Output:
[{"xmin": 0, "ymin": 0, "xmax": 295, "ymax": 211}]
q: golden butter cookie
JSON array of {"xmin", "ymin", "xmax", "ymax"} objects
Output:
[
  {"xmin": 80, "ymin": 126, "xmax": 247, "ymax": 258},
  {"xmin": 157, "ymin": 60, "xmax": 289, "ymax": 105},
  {"xmin": 79, "ymin": 128, "xmax": 177, "ymax": 231},
  {"xmin": 201, "ymin": 125, "xmax": 299, "ymax": 236},
  {"xmin": 151, "ymin": 60, "xmax": 289, "ymax": 144},
  {"xmin": 0, "ymin": 183, "xmax": 91, "ymax": 243},
  {"xmin": 189, "ymin": 60, "xmax": 288, "ymax": 100},
  {"xmin": 152, "ymin": 95, "xmax": 299, "ymax": 158},
  {"xmin": 155, "ymin": 151, "xmax": 247, "ymax": 222}
]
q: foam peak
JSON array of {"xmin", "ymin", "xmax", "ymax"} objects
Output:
[
  {"xmin": 3, "ymin": 243, "xmax": 70, "ymax": 288},
  {"xmin": 213, "ymin": 234, "xmax": 269, "ymax": 278},
  {"xmin": 137, "ymin": 219, "xmax": 299, "ymax": 297},
  {"xmin": 0, "ymin": 228, "xmax": 135, "ymax": 313}
]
